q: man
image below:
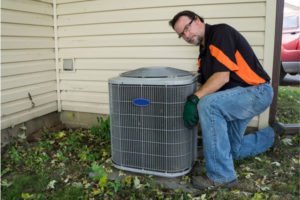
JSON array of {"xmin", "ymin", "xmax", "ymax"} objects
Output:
[{"xmin": 169, "ymin": 10, "xmax": 275, "ymax": 189}]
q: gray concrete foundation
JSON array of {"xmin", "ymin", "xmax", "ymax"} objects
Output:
[
  {"xmin": 60, "ymin": 111, "xmax": 108, "ymax": 128},
  {"xmin": 1, "ymin": 112, "xmax": 60, "ymax": 147}
]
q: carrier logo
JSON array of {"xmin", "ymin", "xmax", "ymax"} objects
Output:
[{"xmin": 132, "ymin": 98, "xmax": 150, "ymax": 106}]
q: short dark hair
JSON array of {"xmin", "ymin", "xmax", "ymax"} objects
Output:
[{"xmin": 169, "ymin": 10, "xmax": 204, "ymax": 29}]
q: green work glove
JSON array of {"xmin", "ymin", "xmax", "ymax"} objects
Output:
[{"xmin": 183, "ymin": 94, "xmax": 199, "ymax": 129}]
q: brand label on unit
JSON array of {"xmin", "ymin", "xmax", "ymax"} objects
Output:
[{"xmin": 132, "ymin": 98, "xmax": 150, "ymax": 106}]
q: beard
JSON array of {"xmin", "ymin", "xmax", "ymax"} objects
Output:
[{"xmin": 187, "ymin": 35, "xmax": 203, "ymax": 46}]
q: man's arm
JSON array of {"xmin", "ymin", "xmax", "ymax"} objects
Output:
[{"xmin": 194, "ymin": 71, "xmax": 230, "ymax": 99}]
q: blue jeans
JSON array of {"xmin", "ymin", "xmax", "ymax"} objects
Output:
[{"xmin": 197, "ymin": 83, "xmax": 274, "ymax": 183}]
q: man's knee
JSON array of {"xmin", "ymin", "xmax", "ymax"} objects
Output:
[{"xmin": 197, "ymin": 95, "xmax": 217, "ymax": 117}]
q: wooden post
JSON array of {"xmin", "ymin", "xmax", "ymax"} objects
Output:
[{"xmin": 269, "ymin": 0, "xmax": 284, "ymax": 125}]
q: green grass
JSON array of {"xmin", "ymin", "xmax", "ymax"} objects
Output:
[
  {"xmin": 51, "ymin": 187, "xmax": 87, "ymax": 200},
  {"xmin": 2, "ymin": 117, "xmax": 300, "ymax": 200},
  {"xmin": 277, "ymin": 86, "xmax": 300, "ymax": 124},
  {"xmin": 3, "ymin": 173, "xmax": 49, "ymax": 200}
]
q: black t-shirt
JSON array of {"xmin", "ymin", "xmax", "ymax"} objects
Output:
[{"xmin": 198, "ymin": 24, "xmax": 270, "ymax": 91}]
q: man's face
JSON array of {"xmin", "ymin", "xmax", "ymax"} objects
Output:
[{"xmin": 174, "ymin": 16, "xmax": 205, "ymax": 46}]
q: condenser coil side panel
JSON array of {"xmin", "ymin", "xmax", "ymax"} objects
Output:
[{"xmin": 108, "ymin": 67, "xmax": 198, "ymax": 177}]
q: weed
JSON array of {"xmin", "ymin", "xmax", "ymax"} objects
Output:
[
  {"xmin": 54, "ymin": 150, "xmax": 67, "ymax": 162},
  {"xmin": 78, "ymin": 147, "xmax": 99, "ymax": 162},
  {"xmin": 64, "ymin": 132, "xmax": 82, "ymax": 151},
  {"xmin": 8, "ymin": 146, "xmax": 22, "ymax": 164},
  {"xmin": 108, "ymin": 179, "xmax": 122, "ymax": 193},
  {"xmin": 91, "ymin": 163, "xmax": 107, "ymax": 181},
  {"xmin": 38, "ymin": 140, "xmax": 53, "ymax": 151},
  {"xmin": 90, "ymin": 116, "xmax": 110, "ymax": 142}
]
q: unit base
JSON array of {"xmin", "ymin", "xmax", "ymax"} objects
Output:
[{"xmin": 112, "ymin": 163, "xmax": 192, "ymax": 178}]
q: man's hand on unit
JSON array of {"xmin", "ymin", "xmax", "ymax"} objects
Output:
[{"xmin": 183, "ymin": 94, "xmax": 199, "ymax": 129}]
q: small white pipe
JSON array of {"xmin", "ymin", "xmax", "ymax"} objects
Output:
[{"xmin": 53, "ymin": 0, "xmax": 61, "ymax": 111}]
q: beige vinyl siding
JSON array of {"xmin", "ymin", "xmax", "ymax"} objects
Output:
[
  {"xmin": 1, "ymin": 0, "xmax": 275, "ymax": 129},
  {"xmin": 1, "ymin": 0, "xmax": 57, "ymax": 129},
  {"xmin": 56, "ymin": 0, "xmax": 267, "ymax": 127}
]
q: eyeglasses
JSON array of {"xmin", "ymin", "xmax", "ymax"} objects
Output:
[{"xmin": 178, "ymin": 18, "xmax": 194, "ymax": 38}]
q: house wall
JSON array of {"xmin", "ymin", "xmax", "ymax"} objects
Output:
[
  {"xmin": 1, "ymin": 0, "xmax": 57, "ymax": 129},
  {"xmin": 1, "ymin": 0, "xmax": 277, "ymax": 130},
  {"xmin": 56, "ymin": 0, "xmax": 272, "ymax": 127}
]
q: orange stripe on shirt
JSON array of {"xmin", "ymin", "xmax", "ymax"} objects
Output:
[
  {"xmin": 209, "ymin": 45, "xmax": 239, "ymax": 71},
  {"xmin": 234, "ymin": 51, "xmax": 266, "ymax": 85},
  {"xmin": 209, "ymin": 45, "xmax": 266, "ymax": 85}
]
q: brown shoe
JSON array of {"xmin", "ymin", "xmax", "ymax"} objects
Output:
[{"xmin": 192, "ymin": 175, "xmax": 238, "ymax": 190}]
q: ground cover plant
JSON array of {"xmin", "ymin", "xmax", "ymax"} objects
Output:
[
  {"xmin": 2, "ymin": 85, "xmax": 300, "ymax": 200},
  {"xmin": 277, "ymin": 86, "xmax": 300, "ymax": 124}
]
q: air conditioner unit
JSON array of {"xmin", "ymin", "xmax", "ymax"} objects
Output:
[{"xmin": 108, "ymin": 67, "xmax": 198, "ymax": 177}]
